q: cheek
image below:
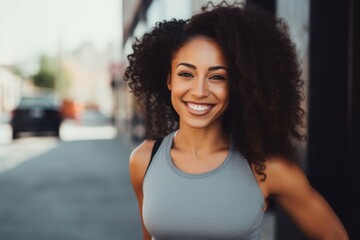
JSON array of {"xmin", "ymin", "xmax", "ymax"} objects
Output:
[
  {"xmin": 222, "ymin": 88, "xmax": 230, "ymax": 101},
  {"xmin": 169, "ymin": 83, "xmax": 182, "ymax": 106},
  {"xmin": 215, "ymin": 85, "xmax": 230, "ymax": 103},
  {"xmin": 170, "ymin": 86, "xmax": 184, "ymax": 106},
  {"xmin": 216, "ymin": 86, "xmax": 230, "ymax": 113},
  {"xmin": 169, "ymin": 78, "xmax": 188, "ymax": 95}
]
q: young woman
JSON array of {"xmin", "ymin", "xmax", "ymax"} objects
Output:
[{"xmin": 124, "ymin": 2, "xmax": 348, "ymax": 239}]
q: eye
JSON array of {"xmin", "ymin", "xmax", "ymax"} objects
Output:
[
  {"xmin": 178, "ymin": 72, "xmax": 193, "ymax": 78},
  {"xmin": 210, "ymin": 74, "xmax": 226, "ymax": 80}
]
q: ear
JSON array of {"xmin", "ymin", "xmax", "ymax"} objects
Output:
[{"xmin": 167, "ymin": 74, "xmax": 172, "ymax": 91}]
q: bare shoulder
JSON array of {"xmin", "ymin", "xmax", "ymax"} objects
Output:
[
  {"xmin": 250, "ymin": 157, "xmax": 308, "ymax": 201},
  {"xmin": 130, "ymin": 140, "xmax": 155, "ymax": 164},
  {"xmin": 129, "ymin": 139, "xmax": 156, "ymax": 172},
  {"xmin": 129, "ymin": 140, "xmax": 156, "ymax": 191},
  {"xmin": 263, "ymin": 157, "xmax": 310, "ymax": 196}
]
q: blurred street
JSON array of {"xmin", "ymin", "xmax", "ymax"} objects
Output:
[{"xmin": 0, "ymin": 114, "xmax": 142, "ymax": 240}]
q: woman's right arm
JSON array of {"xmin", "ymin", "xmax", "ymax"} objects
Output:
[{"xmin": 129, "ymin": 140, "xmax": 155, "ymax": 240}]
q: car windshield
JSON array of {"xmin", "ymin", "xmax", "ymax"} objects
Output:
[{"xmin": 18, "ymin": 97, "xmax": 55, "ymax": 108}]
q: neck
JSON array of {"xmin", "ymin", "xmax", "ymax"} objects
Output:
[{"xmin": 174, "ymin": 123, "xmax": 229, "ymax": 153}]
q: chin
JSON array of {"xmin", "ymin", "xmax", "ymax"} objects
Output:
[{"xmin": 181, "ymin": 119, "xmax": 220, "ymax": 130}]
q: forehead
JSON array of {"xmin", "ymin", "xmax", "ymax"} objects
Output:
[{"xmin": 172, "ymin": 37, "xmax": 227, "ymax": 67}]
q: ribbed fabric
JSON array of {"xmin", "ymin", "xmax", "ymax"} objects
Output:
[{"xmin": 143, "ymin": 131, "xmax": 265, "ymax": 240}]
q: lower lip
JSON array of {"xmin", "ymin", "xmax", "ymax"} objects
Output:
[{"xmin": 184, "ymin": 102, "xmax": 213, "ymax": 116}]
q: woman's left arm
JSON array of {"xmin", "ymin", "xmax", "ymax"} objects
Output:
[{"xmin": 265, "ymin": 158, "xmax": 349, "ymax": 240}]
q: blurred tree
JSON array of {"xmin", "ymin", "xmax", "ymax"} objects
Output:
[
  {"xmin": 31, "ymin": 54, "xmax": 71, "ymax": 94},
  {"xmin": 32, "ymin": 55, "xmax": 56, "ymax": 89}
]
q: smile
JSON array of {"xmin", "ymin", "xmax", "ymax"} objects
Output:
[{"xmin": 186, "ymin": 102, "xmax": 213, "ymax": 112}]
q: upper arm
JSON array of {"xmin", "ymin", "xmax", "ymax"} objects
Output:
[
  {"xmin": 265, "ymin": 158, "xmax": 348, "ymax": 240},
  {"xmin": 129, "ymin": 140, "xmax": 155, "ymax": 240},
  {"xmin": 129, "ymin": 140, "xmax": 153, "ymax": 199}
]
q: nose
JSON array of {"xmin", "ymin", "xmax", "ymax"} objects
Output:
[{"xmin": 190, "ymin": 77, "xmax": 209, "ymax": 98}]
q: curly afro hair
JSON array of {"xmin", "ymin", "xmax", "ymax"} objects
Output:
[{"xmin": 124, "ymin": 1, "xmax": 306, "ymax": 180}]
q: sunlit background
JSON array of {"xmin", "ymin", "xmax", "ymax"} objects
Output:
[{"xmin": 0, "ymin": 0, "xmax": 121, "ymax": 142}]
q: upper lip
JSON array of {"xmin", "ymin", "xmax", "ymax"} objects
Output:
[{"xmin": 183, "ymin": 100, "xmax": 214, "ymax": 105}]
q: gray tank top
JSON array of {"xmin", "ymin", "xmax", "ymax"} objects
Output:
[{"xmin": 143, "ymin": 131, "xmax": 265, "ymax": 240}]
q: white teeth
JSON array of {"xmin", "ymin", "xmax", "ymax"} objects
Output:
[{"xmin": 187, "ymin": 103, "xmax": 211, "ymax": 111}]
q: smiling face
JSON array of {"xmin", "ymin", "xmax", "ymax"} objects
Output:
[{"xmin": 167, "ymin": 36, "xmax": 230, "ymax": 130}]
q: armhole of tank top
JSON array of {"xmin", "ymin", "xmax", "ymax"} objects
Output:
[
  {"xmin": 245, "ymin": 158, "xmax": 267, "ymax": 210},
  {"xmin": 144, "ymin": 138, "xmax": 163, "ymax": 176}
]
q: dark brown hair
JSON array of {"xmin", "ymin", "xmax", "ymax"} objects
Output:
[{"xmin": 124, "ymin": 1, "xmax": 306, "ymax": 180}]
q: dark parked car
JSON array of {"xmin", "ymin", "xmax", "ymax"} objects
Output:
[{"xmin": 10, "ymin": 96, "xmax": 63, "ymax": 139}]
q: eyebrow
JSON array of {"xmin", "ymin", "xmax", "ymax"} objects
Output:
[{"xmin": 176, "ymin": 62, "xmax": 228, "ymax": 71}]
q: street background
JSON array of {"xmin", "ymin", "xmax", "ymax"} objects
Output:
[{"xmin": 0, "ymin": 114, "xmax": 143, "ymax": 240}]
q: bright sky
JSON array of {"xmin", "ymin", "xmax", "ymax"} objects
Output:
[{"xmin": 0, "ymin": 0, "xmax": 121, "ymax": 68}]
